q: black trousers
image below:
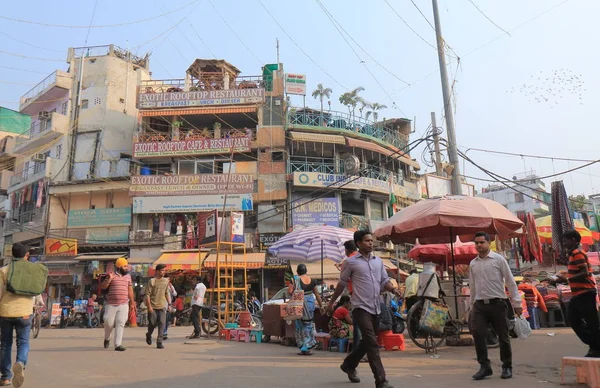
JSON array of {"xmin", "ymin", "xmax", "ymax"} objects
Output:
[
  {"xmin": 568, "ymin": 292, "xmax": 600, "ymax": 351},
  {"xmin": 191, "ymin": 305, "xmax": 202, "ymax": 336},
  {"xmin": 471, "ymin": 299, "xmax": 512, "ymax": 369},
  {"xmin": 342, "ymin": 308, "xmax": 386, "ymax": 385}
]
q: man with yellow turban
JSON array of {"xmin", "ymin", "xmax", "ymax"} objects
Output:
[{"xmin": 99, "ymin": 258, "xmax": 134, "ymax": 351}]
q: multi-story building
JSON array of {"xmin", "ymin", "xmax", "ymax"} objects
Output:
[
  {"xmin": 130, "ymin": 59, "xmax": 421, "ymax": 297},
  {"xmin": 0, "ymin": 107, "xmax": 31, "ymax": 262},
  {"xmin": 478, "ymin": 172, "xmax": 550, "ymax": 216},
  {"xmin": 4, "ymin": 45, "xmax": 150, "ymax": 300}
]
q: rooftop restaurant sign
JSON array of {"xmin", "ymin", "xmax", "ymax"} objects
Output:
[
  {"xmin": 130, "ymin": 174, "xmax": 254, "ymax": 196},
  {"xmin": 138, "ymin": 88, "xmax": 265, "ymax": 109},
  {"xmin": 133, "ymin": 136, "xmax": 251, "ymax": 158}
]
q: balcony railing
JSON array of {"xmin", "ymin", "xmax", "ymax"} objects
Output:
[
  {"xmin": 20, "ymin": 71, "xmax": 59, "ymax": 104},
  {"xmin": 9, "ymin": 162, "xmax": 46, "ymax": 188},
  {"xmin": 288, "ymin": 109, "xmax": 409, "ymax": 150},
  {"xmin": 140, "ymin": 75, "xmax": 264, "ymax": 94},
  {"xmin": 5, "ymin": 205, "xmax": 46, "ymax": 232},
  {"xmin": 288, "ymin": 156, "xmax": 404, "ymax": 184}
]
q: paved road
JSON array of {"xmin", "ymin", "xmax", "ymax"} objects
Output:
[{"xmin": 17, "ymin": 326, "xmax": 585, "ymax": 387}]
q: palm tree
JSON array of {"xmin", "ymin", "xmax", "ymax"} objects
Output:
[
  {"xmin": 358, "ymin": 98, "xmax": 370, "ymax": 119},
  {"xmin": 311, "ymin": 84, "xmax": 332, "ymax": 117},
  {"xmin": 365, "ymin": 102, "xmax": 388, "ymax": 123},
  {"xmin": 339, "ymin": 87, "xmax": 365, "ymax": 121}
]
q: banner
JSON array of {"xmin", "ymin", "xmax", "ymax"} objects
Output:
[
  {"xmin": 197, "ymin": 211, "xmax": 218, "ymax": 245},
  {"xmin": 130, "ymin": 174, "xmax": 254, "ymax": 196},
  {"xmin": 85, "ymin": 227, "xmax": 129, "ymax": 244},
  {"xmin": 133, "ymin": 136, "xmax": 252, "ymax": 158},
  {"xmin": 45, "ymin": 238, "xmax": 77, "ymax": 256},
  {"xmin": 292, "ymin": 197, "xmax": 340, "ymax": 228},
  {"xmin": 264, "ymin": 255, "xmax": 290, "ymax": 270},
  {"xmin": 138, "ymin": 88, "xmax": 265, "ymax": 109},
  {"xmin": 231, "ymin": 212, "xmax": 244, "ymax": 243},
  {"xmin": 293, "ymin": 172, "xmax": 403, "ymax": 196},
  {"xmin": 50, "ymin": 303, "xmax": 61, "ymax": 326},
  {"xmin": 132, "ymin": 194, "xmax": 253, "ymax": 214},
  {"xmin": 68, "ymin": 208, "xmax": 131, "ymax": 228}
]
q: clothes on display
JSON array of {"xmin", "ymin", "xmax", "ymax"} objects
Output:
[{"xmin": 551, "ymin": 181, "xmax": 573, "ymax": 265}]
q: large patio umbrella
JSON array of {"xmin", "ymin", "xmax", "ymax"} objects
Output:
[
  {"xmin": 267, "ymin": 226, "xmax": 355, "ymax": 292},
  {"xmin": 408, "ymin": 238, "xmax": 477, "ymax": 267},
  {"xmin": 536, "ymin": 215, "xmax": 597, "ymax": 245},
  {"xmin": 374, "ymin": 195, "xmax": 524, "ymax": 317}
]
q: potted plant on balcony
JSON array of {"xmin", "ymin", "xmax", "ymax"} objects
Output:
[
  {"xmin": 213, "ymin": 122, "xmax": 222, "ymax": 139},
  {"xmin": 172, "ymin": 120, "xmax": 182, "ymax": 141}
]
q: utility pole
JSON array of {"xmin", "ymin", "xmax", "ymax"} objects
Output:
[
  {"xmin": 432, "ymin": 0, "xmax": 462, "ymax": 195},
  {"xmin": 430, "ymin": 112, "xmax": 442, "ymax": 176}
]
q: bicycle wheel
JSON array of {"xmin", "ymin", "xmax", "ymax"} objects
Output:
[
  {"xmin": 406, "ymin": 300, "xmax": 446, "ymax": 350},
  {"xmin": 32, "ymin": 315, "xmax": 41, "ymax": 339},
  {"xmin": 202, "ymin": 319, "xmax": 220, "ymax": 335}
]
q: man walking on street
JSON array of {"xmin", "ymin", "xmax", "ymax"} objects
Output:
[
  {"xmin": 145, "ymin": 264, "xmax": 170, "ymax": 349},
  {"xmin": 0, "ymin": 243, "xmax": 42, "ymax": 387},
  {"xmin": 327, "ymin": 231, "xmax": 402, "ymax": 388},
  {"xmin": 189, "ymin": 277, "xmax": 207, "ymax": 339},
  {"xmin": 87, "ymin": 294, "xmax": 97, "ymax": 328},
  {"xmin": 100, "ymin": 258, "xmax": 134, "ymax": 351},
  {"xmin": 561, "ymin": 229, "xmax": 600, "ymax": 357},
  {"xmin": 469, "ymin": 232, "xmax": 522, "ymax": 381}
]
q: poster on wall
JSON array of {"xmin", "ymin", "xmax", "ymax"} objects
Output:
[
  {"xmin": 231, "ymin": 212, "xmax": 244, "ymax": 243},
  {"xmin": 197, "ymin": 211, "xmax": 218, "ymax": 245},
  {"xmin": 259, "ymin": 233, "xmax": 284, "ymax": 251},
  {"xmin": 50, "ymin": 303, "xmax": 61, "ymax": 326},
  {"xmin": 45, "ymin": 238, "xmax": 77, "ymax": 256},
  {"xmin": 292, "ymin": 197, "xmax": 340, "ymax": 228}
]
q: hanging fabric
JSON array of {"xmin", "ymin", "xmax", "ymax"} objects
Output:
[
  {"xmin": 31, "ymin": 181, "xmax": 38, "ymax": 202},
  {"xmin": 551, "ymin": 181, "xmax": 573, "ymax": 265},
  {"xmin": 36, "ymin": 181, "xmax": 45, "ymax": 208}
]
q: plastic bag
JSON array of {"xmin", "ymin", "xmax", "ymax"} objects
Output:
[
  {"xmin": 419, "ymin": 299, "xmax": 449, "ymax": 336},
  {"xmin": 513, "ymin": 316, "xmax": 532, "ymax": 340}
]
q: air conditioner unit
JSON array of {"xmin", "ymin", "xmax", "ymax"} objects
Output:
[
  {"xmin": 33, "ymin": 153, "xmax": 46, "ymax": 162},
  {"xmin": 38, "ymin": 111, "xmax": 50, "ymax": 120}
]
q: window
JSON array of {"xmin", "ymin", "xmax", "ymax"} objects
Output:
[
  {"xmin": 55, "ymin": 144, "xmax": 62, "ymax": 159},
  {"xmin": 216, "ymin": 162, "xmax": 236, "ymax": 174},
  {"xmin": 81, "ymin": 99, "xmax": 89, "ymax": 109},
  {"xmin": 147, "ymin": 164, "xmax": 172, "ymax": 175},
  {"xmin": 271, "ymin": 151, "xmax": 284, "ymax": 161},
  {"xmin": 371, "ymin": 201, "xmax": 384, "ymax": 220},
  {"xmin": 109, "ymin": 161, "xmax": 118, "ymax": 173},
  {"xmin": 196, "ymin": 160, "xmax": 214, "ymax": 174},
  {"xmin": 514, "ymin": 193, "xmax": 525, "ymax": 203},
  {"xmin": 178, "ymin": 160, "xmax": 195, "ymax": 175},
  {"xmin": 61, "ymin": 101, "xmax": 68, "ymax": 116}
]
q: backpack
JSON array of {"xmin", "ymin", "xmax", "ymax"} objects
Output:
[{"xmin": 7, "ymin": 260, "xmax": 48, "ymax": 296}]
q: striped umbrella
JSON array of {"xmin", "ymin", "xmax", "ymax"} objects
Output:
[{"xmin": 268, "ymin": 225, "xmax": 355, "ymax": 263}]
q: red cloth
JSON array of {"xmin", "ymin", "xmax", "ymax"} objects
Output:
[
  {"xmin": 128, "ymin": 307, "xmax": 137, "ymax": 327},
  {"xmin": 174, "ymin": 297, "xmax": 184, "ymax": 311},
  {"xmin": 333, "ymin": 306, "xmax": 350, "ymax": 321}
]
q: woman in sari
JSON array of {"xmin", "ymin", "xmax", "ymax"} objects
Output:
[
  {"xmin": 288, "ymin": 264, "xmax": 324, "ymax": 355},
  {"xmin": 329, "ymin": 295, "xmax": 353, "ymax": 339}
]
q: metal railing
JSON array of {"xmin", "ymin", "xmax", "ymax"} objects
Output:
[
  {"xmin": 5, "ymin": 205, "xmax": 46, "ymax": 232},
  {"xmin": 20, "ymin": 71, "xmax": 58, "ymax": 104},
  {"xmin": 16, "ymin": 118, "xmax": 53, "ymax": 146},
  {"xmin": 289, "ymin": 156, "xmax": 403, "ymax": 184},
  {"xmin": 140, "ymin": 75, "xmax": 263, "ymax": 94},
  {"xmin": 288, "ymin": 109, "xmax": 409, "ymax": 150},
  {"xmin": 9, "ymin": 163, "xmax": 46, "ymax": 187},
  {"xmin": 137, "ymin": 127, "xmax": 256, "ymax": 142},
  {"xmin": 340, "ymin": 213, "xmax": 369, "ymax": 230}
]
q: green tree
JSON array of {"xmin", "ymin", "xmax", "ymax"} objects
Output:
[
  {"xmin": 338, "ymin": 87, "xmax": 365, "ymax": 121},
  {"xmin": 569, "ymin": 195, "xmax": 587, "ymax": 212},
  {"xmin": 365, "ymin": 102, "xmax": 388, "ymax": 123},
  {"xmin": 311, "ymin": 83, "xmax": 332, "ymax": 116}
]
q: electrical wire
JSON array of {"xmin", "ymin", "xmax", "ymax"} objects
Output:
[
  {"xmin": 83, "ymin": 0, "xmax": 100, "ymax": 45},
  {"xmin": 461, "ymin": 147, "xmax": 596, "ymax": 163},
  {"xmin": 0, "ymin": 49, "xmax": 63, "ymax": 62},
  {"xmin": 407, "ymin": 0, "xmax": 460, "ymax": 60},
  {"xmin": 0, "ymin": 0, "xmax": 200, "ymax": 29},
  {"xmin": 0, "ymin": 31, "xmax": 64, "ymax": 53},
  {"xmin": 383, "ymin": 0, "xmax": 437, "ymax": 51},
  {"xmin": 467, "ymin": 0, "xmax": 511, "ymax": 37},
  {"xmin": 0, "ymin": 65, "xmax": 50, "ymax": 75}
]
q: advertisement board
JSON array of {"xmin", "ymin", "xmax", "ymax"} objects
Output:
[
  {"xmin": 285, "ymin": 73, "xmax": 307, "ymax": 95},
  {"xmin": 45, "ymin": 238, "xmax": 77, "ymax": 256},
  {"xmin": 138, "ymin": 88, "xmax": 265, "ymax": 109},
  {"xmin": 68, "ymin": 208, "xmax": 131, "ymax": 228},
  {"xmin": 259, "ymin": 233, "xmax": 284, "ymax": 251},
  {"xmin": 291, "ymin": 197, "xmax": 340, "ymax": 228},
  {"xmin": 130, "ymin": 174, "xmax": 254, "ymax": 196},
  {"xmin": 293, "ymin": 172, "xmax": 405, "ymax": 196}
]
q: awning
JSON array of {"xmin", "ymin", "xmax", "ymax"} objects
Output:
[
  {"xmin": 290, "ymin": 259, "xmax": 341, "ymax": 280},
  {"xmin": 290, "ymin": 131, "xmax": 345, "ymax": 145},
  {"xmin": 346, "ymin": 138, "xmax": 420, "ymax": 170},
  {"xmin": 76, "ymin": 253, "xmax": 127, "ymax": 262},
  {"xmin": 153, "ymin": 252, "xmax": 264, "ymax": 270},
  {"xmin": 140, "ymin": 106, "xmax": 257, "ymax": 117}
]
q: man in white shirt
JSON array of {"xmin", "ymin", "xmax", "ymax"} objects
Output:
[
  {"xmin": 189, "ymin": 278, "xmax": 207, "ymax": 339},
  {"xmin": 469, "ymin": 232, "xmax": 522, "ymax": 381}
]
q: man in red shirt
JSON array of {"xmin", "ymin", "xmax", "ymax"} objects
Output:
[
  {"xmin": 100, "ymin": 258, "xmax": 134, "ymax": 351},
  {"xmin": 562, "ymin": 230, "xmax": 600, "ymax": 357},
  {"xmin": 86, "ymin": 294, "xmax": 97, "ymax": 328}
]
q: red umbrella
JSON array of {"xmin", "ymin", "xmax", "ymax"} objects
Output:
[
  {"xmin": 408, "ymin": 239, "xmax": 477, "ymax": 266},
  {"xmin": 374, "ymin": 195, "xmax": 524, "ymax": 244}
]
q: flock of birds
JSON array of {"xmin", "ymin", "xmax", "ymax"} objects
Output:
[{"xmin": 506, "ymin": 69, "xmax": 585, "ymax": 107}]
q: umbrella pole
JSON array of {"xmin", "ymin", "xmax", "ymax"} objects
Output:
[
  {"xmin": 449, "ymin": 227, "xmax": 459, "ymax": 319},
  {"xmin": 321, "ymin": 240, "xmax": 324, "ymax": 299}
]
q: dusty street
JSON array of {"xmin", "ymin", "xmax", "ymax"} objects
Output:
[{"xmin": 19, "ymin": 326, "xmax": 586, "ymax": 387}]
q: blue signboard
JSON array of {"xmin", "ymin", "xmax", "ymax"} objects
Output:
[
  {"xmin": 292, "ymin": 198, "xmax": 340, "ymax": 227},
  {"xmin": 68, "ymin": 208, "xmax": 131, "ymax": 228}
]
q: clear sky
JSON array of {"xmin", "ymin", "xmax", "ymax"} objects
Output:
[{"xmin": 0, "ymin": 0, "xmax": 597, "ymax": 197}]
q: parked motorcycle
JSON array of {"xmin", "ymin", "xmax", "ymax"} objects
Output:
[{"xmin": 389, "ymin": 297, "xmax": 406, "ymax": 334}]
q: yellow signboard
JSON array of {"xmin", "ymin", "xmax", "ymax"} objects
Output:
[{"xmin": 45, "ymin": 238, "xmax": 77, "ymax": 256}]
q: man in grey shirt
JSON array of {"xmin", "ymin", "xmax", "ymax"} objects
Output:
[
  {"xmin": 469, "ymin": 231, "xmax": 522, "ymax": 381},
  {"xmin": 327, "ymin": 231, "xmax": 401, "ymax": 388}
]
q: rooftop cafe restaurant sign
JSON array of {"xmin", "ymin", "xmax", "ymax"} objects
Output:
[
  {"xmin": 133, "ymin": 136, "xmax": 251, "ymax": 158},
  {"xmin": 130, "ymin": 174, "xmax": 254, "ymax": 196},
  {"xmin": 138, "ymin": 88, "xmax": 265, "ymax": 109}
]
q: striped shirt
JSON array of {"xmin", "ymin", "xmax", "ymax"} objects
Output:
[
  {"xmin": 567, "ymin": 249, "xmax": 596, "ymax": 297},
  {"xmin": 106, "ymin": 273, "xmax": 132, "ymax": 306}
]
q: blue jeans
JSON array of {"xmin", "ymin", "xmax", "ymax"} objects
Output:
[
  {"xmin": 0, "ymin": 316, "xmax": 32, "ymax": 380},
  {"xmin": 164, "ymin": 311, "xmax": 171, "ymax": 336},
  {"xmin": 87, "ymin": 312, "xmax": 94, "ymax": 328}
]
